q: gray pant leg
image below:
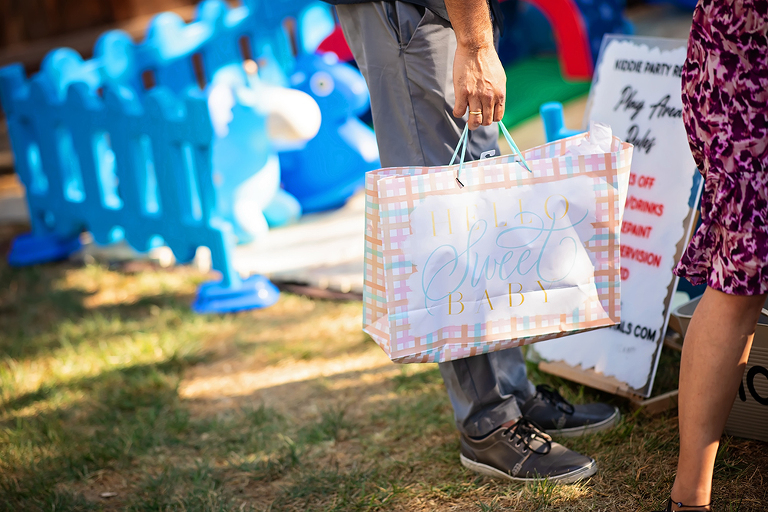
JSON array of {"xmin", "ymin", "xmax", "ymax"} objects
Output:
[
  {"xmin": 336, "ymin": 1, "xmax": 498, "ymax": 168},
  {"xmin": 438, "ymin": 349, "xmax": 536, "ymax": 437},
  {"xmin": 337, "ymin": 1, "xmax": 535, "ymax": 438}
]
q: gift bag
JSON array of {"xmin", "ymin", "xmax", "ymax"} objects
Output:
[{"xmin": 364, "ymin": 123, "xmax": 633, "ymax": 363}]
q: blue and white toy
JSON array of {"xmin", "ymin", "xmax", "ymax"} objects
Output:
[
  {"xmin": 0, "ymin": 60, "xmax": 283, "ymax": 313},
  {"xmin": 0, "ymin": 0, "xmax": 373, "ymax": 313},
  {"xmin": 280, "ymin": 51, "xmax": 379, "ymax": 213},
  {"xmin": 208, "ymin": 65, "xmax": 320, "ymax": 243}
]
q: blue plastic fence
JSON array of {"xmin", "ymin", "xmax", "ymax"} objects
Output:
[
  {"xmin": 93, "ymin": 0, "xmax": 298, "ymax": 95},
  {"xmin": 0, "ymin": 0, "xmax": 345, "ymax": 312},
  {"xmin": 0, "ymin": 65, "xmax": 238, "ymax": 281}
]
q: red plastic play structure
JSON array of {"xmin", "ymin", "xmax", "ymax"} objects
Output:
[
  {"xmin": 521, "ymin": 0, "xmax": 593, "ymax": 79},
  {"xmin": 317, "ymin": 0, "xmax": 594, "ymax": 80},
  {"xmin": 316, "ymin": 25, "xmax": 354, "ymax": 62}
]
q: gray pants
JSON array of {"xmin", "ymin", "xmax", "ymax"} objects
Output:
[{"xmin": 337, "ymin": 1, "xmax": 536, "ymax": 438}]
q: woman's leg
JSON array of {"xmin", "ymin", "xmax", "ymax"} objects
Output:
[{"xmin": 670, "ymin": 287, "xmax": 767, "ymax": 510}]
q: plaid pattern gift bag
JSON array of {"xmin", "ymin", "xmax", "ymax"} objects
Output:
[{"xmin": 363, "ymin": 123, "xmax": 634, "ymax": 363}]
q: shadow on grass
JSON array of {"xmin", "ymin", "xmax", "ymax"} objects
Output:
[
  {"xmin": 0, "ymin": 354, "xmax": 308, "ymax": 511},
  {"xmin": 0, "ymin": 260, "xmax": 372, "ymax": 369},
  {"xmin": 0, "ymin": 355, "xmax": 447, "ymax": 511},
  {"xmin": 0, "ymin": 261, "xmax": 200, "ymax": 361},
  {"xmin": 2, "ymin": 262, "xmax": 767, "ymax": 511},
  {"xmin": 2, "ymin": 355, "xmax": 204, "ymax": 414},
  {"xmin": 1, "ymin": 359, "xmax": 189, "ymax": 507},
  {"xmin": 4, "ymin": 346, "xmax": 768, "ymax": 511}
]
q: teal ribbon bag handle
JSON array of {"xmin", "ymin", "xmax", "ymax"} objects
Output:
[{"xmin": 449, "ymin": 122, "xmax": 532, "ymax": 188}]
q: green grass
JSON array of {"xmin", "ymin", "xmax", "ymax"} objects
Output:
[
  {"xmin": 1, "ymin": 260, "xmax": 767, "ymax": 511},
  {"xmin": 502, "ymin": 57, "xmax": 591, "ymax": 128}
]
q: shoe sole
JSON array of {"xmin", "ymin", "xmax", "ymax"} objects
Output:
[
  {"xmin": 460, "ymin": 454, "xmax": 598, "ymax": 484},
  {"xmin": 545, "ymin": 407, "xmax": 621, "ymax": 438}
]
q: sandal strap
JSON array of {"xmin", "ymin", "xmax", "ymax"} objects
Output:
[{"xmin": 667, "ymin": 497, "xmax": 712, "ymax": 511}]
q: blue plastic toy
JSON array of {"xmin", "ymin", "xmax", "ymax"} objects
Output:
[
  {"xmin": 208, "ymin": 64, "xmax": 318, "ymax": 242},
  {"xmin": 7, "ymin": 233, "xmax": 82, "ymax": 267},
  {"xmin": 94, "ymin": 0, "xmax": 373, "ymax": 217},
  {"xmin": 498, "ymin": 0, "xmax": 633, "ymax": 68},
  {"xmin": 539, "ymin": 102, "xmax": 585, "ymax": 142},
  {"xmin": 193, "ymin": 273, "xmax": 279, "ymax": 314},
  {"xmin": 56, "ymin": 1, "xmax": 311, "ymax": 242},
  {"xmin": 280, "ymin": 52, "xmax": 379, "ymax": 213},
  {"xmin": 296, "ymin": 2, "xmax": 337, "ymax": 57},
  {"xmin": 573, "ymin": 0, "xmax": 634, "ymax": 62},
  {"xmin": 0, "ymin": 0, "xmax": 372, "ymax": 313},
  {"xmin": 0, "ymin": 63, "xmax": 279, "ymax": 312}
]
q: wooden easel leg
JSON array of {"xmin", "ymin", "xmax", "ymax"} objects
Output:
[
  {"xmin": 663, "ymin": 332, "xmax": 684, "ymax": 352},
  {"xmin": 537, "ymin": 356, "xmax": 681, "ymax": 417},
  {"xmin": 629, "ymin": 389, "xmax": 680, "ymax": 415}
]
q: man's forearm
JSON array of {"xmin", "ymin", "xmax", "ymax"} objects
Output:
[
  {"xmin": 443, "ymin": 0, "xmax": 494, "ymax": 51},
  {"xmin": 444, "ymin": 0, "xmax": 504, "ymax": 128}
]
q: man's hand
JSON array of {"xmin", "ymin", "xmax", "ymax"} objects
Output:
[
  {"xmin": 453, "ymin": 43, "xmax": 506, "ymax": 130},
  {"xmin": 444, "ymin": 0, "xmax": 506, "ymax": 130}
]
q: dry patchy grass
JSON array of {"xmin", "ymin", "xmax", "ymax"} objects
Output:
[{"xmin": 1, "ymin": 260, "xmax": 766, "ymax": 511}]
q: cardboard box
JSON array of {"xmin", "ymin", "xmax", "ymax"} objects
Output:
[{"xmin": 672, "ymin": 296, "xmax": 768, "ymax": 443}]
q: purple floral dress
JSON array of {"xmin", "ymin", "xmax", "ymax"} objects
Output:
[{"xmin": 674, "ymin": 0, "xmax": 768, "ymax": 296}]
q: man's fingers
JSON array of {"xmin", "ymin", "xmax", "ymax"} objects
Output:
[
  {"xmin": 467, "ymin": 93, "xmax": 503, "ymax": 129},
  {"xmin": 467, "ymin": 98, "xmax": 483, "ymax": 130},
  {"xmin": 454, "ymin": 88, "xmax": 469, "ymax": 119},
  {"xmin": 480, "ymin": 92, "xmax": 494, "ymax": 126},
  {"xmin": 493, "ymin": 99, "xmax": 505, "ymax": 123}
]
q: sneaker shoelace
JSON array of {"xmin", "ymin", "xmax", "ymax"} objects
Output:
[
  {"xmin": 503, "ymin": 419, "xmax": 552, "ymax": 455},
  {"xmin": 536, "ymin": 384, "xmax": 575, "ymax": 415}
]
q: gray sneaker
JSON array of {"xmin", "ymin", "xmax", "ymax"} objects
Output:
[
  {"xmin": 459, "ymin": 419, "xmax": 598, "ymax": 484},
  {"xmin": 521, "ymin": 385, "xmax": 620, "ymax": 438}
]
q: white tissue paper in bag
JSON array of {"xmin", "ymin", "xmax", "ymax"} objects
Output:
[{"xmin": 566, "ymin": 122, "xmax": 613, "ymax": 156}]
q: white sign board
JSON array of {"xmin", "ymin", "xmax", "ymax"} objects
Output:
[{"xmin": 533, "ymin": 35, "xmax": 703, "ymax": 397}]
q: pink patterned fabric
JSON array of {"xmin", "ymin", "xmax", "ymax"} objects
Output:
[{"xmin": 675, "ymin": 0, "xmax": 768, "ymax": 296}]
